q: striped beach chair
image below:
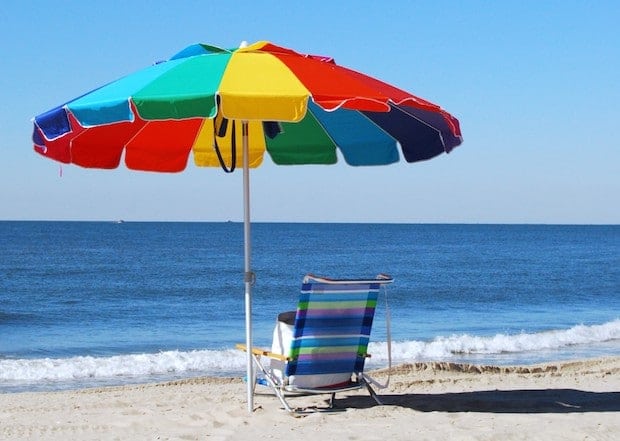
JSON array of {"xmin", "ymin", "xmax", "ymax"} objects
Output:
[{"xmin": 238, "ymin": 273, "xmax": 393, "ymax": 413}]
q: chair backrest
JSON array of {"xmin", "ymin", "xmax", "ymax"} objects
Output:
[{"xmin": 285, "ymin": 274, "xmax": 392, "ymax": 380}]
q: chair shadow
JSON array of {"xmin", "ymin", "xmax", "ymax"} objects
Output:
[{"xmin": 334, "ymin": 389, "xmax": 620, "ymax": 413}]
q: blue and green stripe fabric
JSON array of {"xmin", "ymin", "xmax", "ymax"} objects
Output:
[{"xmin": 285, "ymin": 281, "xmax": 381, "ymax": 377}]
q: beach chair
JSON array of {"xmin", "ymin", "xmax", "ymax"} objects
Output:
[{"xmin": 237, "ymin": 274, "xmax": 393, "ymax": 413}]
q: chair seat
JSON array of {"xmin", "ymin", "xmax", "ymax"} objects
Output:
[{"xmin": 284, "ymin": 379, "xmax": 364, "ymax": 395}]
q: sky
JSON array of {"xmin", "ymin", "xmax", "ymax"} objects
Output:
[{"xmin": 1, "ymin": 0, "xmax": 618, "ymax": 224}]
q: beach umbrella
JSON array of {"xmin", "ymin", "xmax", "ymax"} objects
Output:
[{"xmin": 32, "ymin": 41, "xmax": 463, "ymax": 412}]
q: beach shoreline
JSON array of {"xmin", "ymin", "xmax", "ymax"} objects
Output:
[{"xmin": 1, "ymin": 356, "xmax": 618, "ymax": 440}]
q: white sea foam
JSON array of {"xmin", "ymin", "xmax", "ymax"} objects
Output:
[
  {"xmin": 0, "ymin": 349, "xmax": 246, "ymax": 386},
  {"xmin": 368, "ymin": 319, "xmax": 620, "ymax": 366},
  {"xmin": 1, "ymin": 320, "xmax": 619, "ymax": 391}
]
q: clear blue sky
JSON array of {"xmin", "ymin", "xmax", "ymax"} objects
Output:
[{"xmin": 1, "ymin": 0, "xmax": 618, "ymax": 224}]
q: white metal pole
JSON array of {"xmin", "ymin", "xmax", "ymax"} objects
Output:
[{"xmin": 242, "ymin": 120, "xmax": 254, "ymax": 413}]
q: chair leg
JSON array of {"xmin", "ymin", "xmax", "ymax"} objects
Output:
[
  {"xmin": 250, "ymin": 353, "xmax": 295, "ymax": 413},
  {"xmin": 271, "ymin": 383, "xmax": 294, "ymax": 413},
  {"xmin": 328, "ymin": 392, "xmax": 336, "ymax": 408},
  {"xmin": 365, "ymin": 381, "xmax": 383, "ymax": 405}
]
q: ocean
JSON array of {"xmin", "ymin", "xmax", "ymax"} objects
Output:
[{"xmin": 1, "ymin": 221, "xmax": 618, "ymax": 393}]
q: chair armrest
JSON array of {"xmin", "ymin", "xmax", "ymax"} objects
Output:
[{"xmin": 235, "ymin": 343, "xmax": 290, "ymax": 362}]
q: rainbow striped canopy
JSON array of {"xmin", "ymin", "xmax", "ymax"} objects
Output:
[{"xmin": 32, "ymin": 41, "xmax": 462, "ymax": 172}]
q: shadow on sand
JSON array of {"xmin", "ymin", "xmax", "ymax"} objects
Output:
[{"xmin": 333, "ymin": 389, "xmax": 620, "ymax": 413}]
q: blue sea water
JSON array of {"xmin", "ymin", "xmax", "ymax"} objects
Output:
[{"xmin": 1, "ymin": 221, "xmax": 619, "ymax": 393}]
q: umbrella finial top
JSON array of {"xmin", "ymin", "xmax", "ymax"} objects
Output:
[{"xmin": 239, "ymin": 40, "xmax": 248, "ymax": 48}]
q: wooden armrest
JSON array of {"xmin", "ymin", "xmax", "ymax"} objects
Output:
[{"xmin": 235, "ymin": 343, "xmax": 290, "ymax": 362}]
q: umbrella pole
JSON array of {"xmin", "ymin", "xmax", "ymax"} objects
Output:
[{"xmin": 242, "ymin": 120, "xmax": 254, "ymax": 413}]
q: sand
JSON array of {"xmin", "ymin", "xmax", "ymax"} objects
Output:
[{"xmin": 1, "ymin": 357, "xmax": 619, "ymax": 440}]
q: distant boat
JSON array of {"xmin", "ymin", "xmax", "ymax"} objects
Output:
[{"xmin": 115, "ymin": 220, "xmax": 124, "ymax": 224}]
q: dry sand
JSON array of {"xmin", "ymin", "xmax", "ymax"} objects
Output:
[{"xmin": 1, "ymin": 357, "xmax": 619, "ymax": 440}]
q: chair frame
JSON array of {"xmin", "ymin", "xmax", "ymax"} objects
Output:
[{"xmin": 237, "ymin": 273, "xmax": 393, "ymax": 413}]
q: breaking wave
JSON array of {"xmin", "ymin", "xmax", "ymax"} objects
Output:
[
  {"xmin": 368, "ymin": 318, "xmax": 620, "ymax": 366},
  {"xmin": 1, "ymin": 319, "xmax": 618, "ymax": 392}
]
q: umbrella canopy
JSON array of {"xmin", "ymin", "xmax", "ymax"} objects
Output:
[
  {"xmin": 33, "ymin": 41, "xmax": 461, "ymax": 171},
  {"xmin": 32, "ymin": 41, "xmax": 463, "ymax": 412}
]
